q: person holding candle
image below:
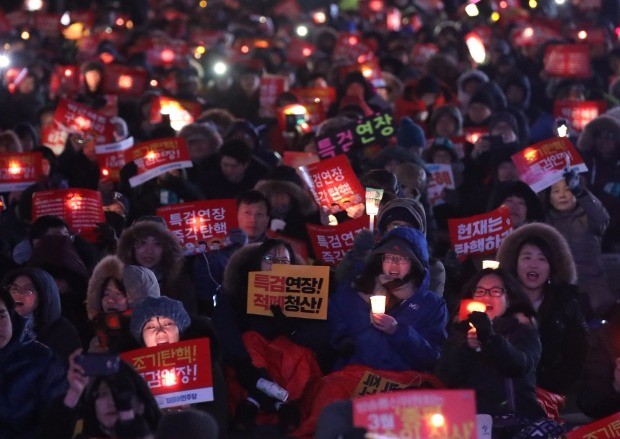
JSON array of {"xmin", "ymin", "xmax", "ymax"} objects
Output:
[
  {"xmin": 294, "ymin": 226, "xmax": 447, "ymax": 436},
  {"xmin": 436, "ymin": 268, "xmax": 557, "ymax": 438}
]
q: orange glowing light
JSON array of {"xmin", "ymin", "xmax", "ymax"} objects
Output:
[
  {"xmin": 100, "ymin": 52, "xmax": 115, "ymax": 64},
  {"xmin": 302, "ymin": 47, "xmax": 312, "ymax": 56},
  {"xmin": 115, "ymin": 18, "xmax": 124, "ymax": 26},
  {"xmin": 101, "ymin": 168, "xmax": 110, "ymax": 177},
  {"xmin": 161, "ymin": 49, "xmax": 175, "ymax": 63},
  {"xmin": 118, "ymin": 74, "xmax": 133, "ymax": 89},
  {"xmin": 348, "ymin": 36, "xmax": 358, "ymax": 45},
  {"xmin": 499, "ymin": 0, "xmax": 507, "ymax": 7},
  {"xmin": 241, "ymin": 45, "xmax": 250, "ymax": 53},
  {"xmin": 162, "ymin": 370, "xmax": 177, "ymax": 386},
  {"xmin": 524, "ymin": 149, "xmax": 538, "ymax": 163},
  {"xmin": 75, "ymin": 116, "xmax": 91, "ymax": 130},
  {"xmin": 362, "ymin": 67, "xmax": 373, "ymax": 78},
  {"xmin": 64, "ymin": 68, "xmax": 73, "ymax": 77},
  {"xmin": 466, "ymin": 300, "xmax": 487, "ymax": 313},
  {"xmin": 357, "ymin": 55, "xmax": 367, "ymax": 63},
  {"xmin": 369, "ymin": 0, "xmax": 383, "ymax": 11},
  {"xmin": 430, "ymin": 413, "xmax": 446, "ymax": 428},
  {"xmin": 8, "ymin": 162, "xmax": 21, "ymax": 175},
  {"xmin": 146, "ymin": 151, "xmax": 157, "ymax": 161},
  {"xmin": 68, "ymin": 195, "xmax": 83, "ymax": 210},
  {"xmin": 255, "ymin": 40, "xmax": 269, "ymax": 48}
]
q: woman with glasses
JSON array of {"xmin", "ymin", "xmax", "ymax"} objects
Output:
[
  {"xmin": 2, "ymin": 267, "xmax": 81, "ymax": 362},
  {"xmin": 294, "ymin": 226, "xmax": 447, "ymax": 436},
  {"xmin": 497, "ymin": 223, "xmax": 588, "ymax": 397},
  {"xmin": 436, "ymin": 268, "xmax": 553, "ymax": 438},
  {"xmin": 212, "ymin": 238, "xmax": 324, "ymax": 435}
]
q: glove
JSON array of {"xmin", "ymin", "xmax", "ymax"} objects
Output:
[
  {"xmin": 108, "ymin": 373, "xmax": 136, "ymax": 412},
  {"xmin": 352, "ymin": 229, "xmax": 376, "ymax": 259},
  {"xmin": 336, "ymin": 337, "xmax": 356, "ymax": 358},
  {"xmin": 271, "ymin": 305, "xmax": 296, "ymax": 336},
  {"xmin": 452, "ymin": 320, "xmax": 471, "ymax": 335},
  {"xmin": 563, "ymin": 168, "xmax": 584, "ymax": 197},
  {"xmin": 237, "ymin": 362, "xmax": 271, "ymax": 391},
  {"xmin": 468, "ymin": 311, "xmax": 494, "ymax": 343}
]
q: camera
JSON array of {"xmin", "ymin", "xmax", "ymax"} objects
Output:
[{"xmin": 76, "ymin": 353, "xmax": 121, "ymax": 376}]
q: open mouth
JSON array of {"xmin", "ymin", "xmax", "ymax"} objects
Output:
[
  {"xmin": 14, "ymin": 300, "xmax": 23, "ymax": 307},
  {"xmin": 526, "ymin": 271, "xmax": 539, "ymax": 281}
]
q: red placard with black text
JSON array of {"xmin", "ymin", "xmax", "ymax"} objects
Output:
[
  {"xmin": 544, "ymin": 44, "xmax": 591, "ymax": 78},
  {"xmin": 156, "ymin": 199, "xmax": 238, "ymax": 254},
  {"xmin": 121, "ymin": 338, "xmax": 213, "ymax": 409},
  {"xmin": 448, "ymin": 206, "xmax": 512, "ymax": 260},
  {"xmin": 126, "ymin": 137, "xmax": 193, "ymax": 187},
  {"xmin": 95, "ymin": 137, "xmax": 134, "ymax": 182},
  {"xmin": 53, "ymin": 98, "xmax": 114, "ymax": 144},
  {"xmin": 0, "ymin": 152, "xmax": 42, "ymax": 192},
  {"xmin": 353, "ymin": 389, "xmax": 477, "ymax": 438},
  {"xmin": 511, "ymin": 137, "xmax": 588, "ymax": 193},
  {"xmin": 306, "ymin": 215, "xmax": 370, "ymax": 265},
  {"xmin": 298, "ymin": 154, "xmax": 365, "ymax": 213},
  {"xmin": 32, "ymin": 189, "xmax": 104, "ymax": 241},
  {"xmin": 553, "ymin": 100, "xmax": 606, "ymax": 132}
]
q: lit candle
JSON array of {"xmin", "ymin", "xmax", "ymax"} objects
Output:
[{"xmin": 370, "ymin": 295, "xmax": 386, "ymax": 314}]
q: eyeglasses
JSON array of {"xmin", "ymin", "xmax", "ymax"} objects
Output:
[
  {"xmin": 103, "ymin": 291, "xmax": 127, "ymax": 303},
  {"xmin": 382, "ymin": 255, "xmax": 411, "ymax": 265},
  {"xmin": 473, "ymin": 287, "xmax": 506, "ymax": 298},
  {"xmin": 5, "ymin": 284, "xmax": 35, "ymax": 296},
  {"xmin": 262, "ymin": 255, "xmax": 291, "ymax": 264}
]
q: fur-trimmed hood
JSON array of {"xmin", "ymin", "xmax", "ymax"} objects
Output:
[
  {"xmin": 222, "ymin": 242, "xmax": 305, "ymax": 298},
  {"xmin": 496, "ymin": 222, "xmax": 577, "ymax": 285},
  {"xmin": 577, "ymin": 115, "xmax": 620, "ymax": 155},
  {"xmin": 117, "ymin": 220, "xmax": 184, "ymax": 286},
  {"xmin": 86, "ymin": 255, "xmax": 160, "ymax": 320},
  {"xmin": 254, "ymin": 179, "xmax": 318, "ymax": 217}
]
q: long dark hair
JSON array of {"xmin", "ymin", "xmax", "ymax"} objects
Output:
[{"xmin": 462, "ymin": 268, "xmax": 537, "ymax": 320}]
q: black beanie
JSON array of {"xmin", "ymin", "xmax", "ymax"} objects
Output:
[{"xmin": 469, "ymin": 89, "xmax": 497, "ymax": 111}]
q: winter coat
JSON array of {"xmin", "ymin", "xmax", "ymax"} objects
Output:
[
  {"xmin": 577, "ymin": 304, "xmax": 620, "ymax": 419},
  {"xmin": 85, "ymin": 255, "xmax": 160, "ymax": 352},
  {"xmin": 329, "ymin": 227, "xmax": 448, "ymax": 372},
  {"xmin": 0, "ymin": 312, "xmax": 67, "ymax": 439},
  {"xmin": 436, "ymin": 313, "xmax": 546, "ymax": 421},
  {"xmin": 214, "ymin": 243, "xmax": 331, "ymax": 369},
  {"xmin": 497, "ymin": 222, "xmax": 589, "ymax": 394},
  {"xmin": 545, "ymin": 190, "xmax": 612, "ymax": 316},
  {"xmin": 577, "ymin": 115, "xmax": 620, "ymax": 251},
  {"xmin": 117, "ymin": 220, "xmax": 196, "ymax": 314},
  {"xmin": 1, "ymin": 268, "xmax": 81, "ymax": 362}
]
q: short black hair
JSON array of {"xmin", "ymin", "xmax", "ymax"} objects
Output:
[
  {"xmin": 30, "ymin": 215, "xmax": 70, "ymax": 241},
  {"xmin": 236, "ymin": 190, "xmax": 271, "ymax": 217},
  {"xmin": 219, "ymin": 139, "xmax": 252, "ymax": 164}
]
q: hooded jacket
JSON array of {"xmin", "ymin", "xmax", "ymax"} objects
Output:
[
  {"xmin": 0, "ymin": 304, "xmax": 67, "ymax": 439},
  {"xmin": 117, "ymin": 220, "xmax": 196, "ymax": 313},
  {"xmin": 1, "ymin": 268, "xmax": 81, "ymax": 361},
  {"xmin": 329, "ymin": 227, "xmax": 448, "ymax": 372},
  {"xmin": 496, "ymin": 223, "xmax": 588, "ymax": 393}
]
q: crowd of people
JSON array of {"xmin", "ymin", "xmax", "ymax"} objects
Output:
[{"xmin": 1, "ymin": 0, "xmax": 620, "ymax": 437}]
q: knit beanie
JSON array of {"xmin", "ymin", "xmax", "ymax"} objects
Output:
[
  {"xmin": 468, "ymin": 89, "xmax": 497, "ymax": 111},
  {"xmin": 130, "ymin": 296, "xmax": 191, "ymax": 344},
  {"xmin": 489, "ymin": 111, "xmax": 519, "ymax": 137},
  {"xmin": 377, "ymin": 198, "xmax": 427, "ymax": 235},
  {"xmin": 396, "ymin": 117, "xmax": 426, "ymax": 149}
]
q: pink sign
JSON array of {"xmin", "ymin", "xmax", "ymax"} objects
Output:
[
  {"xmin": 511, "ymin": 137, "xmax": 588, "ymax": 193},
  {"xmin": 353, "ymin": 389, "xmax": 477, "ymax": 438}
]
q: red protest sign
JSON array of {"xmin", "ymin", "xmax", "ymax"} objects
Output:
[
  {"xmin": 40, "ymin": 123, "xmax": 68, "ymax": 156},
  {"xmin": 126, "ymin": 137, "xmax": 193, "ymax": 187},
  {"xmin": 287, "ymin": 38, "xmax": 316, "ymax": 65},
  {"xmin": 544, "ymin": 44, "xmax": 591, "ymax": 78},
  {"xmin": 553, "ymin": 99, "xmax": 606, "ymax": 132},
  {"xmin": 260, "ymin": 75, "xmax": 289, "ymax": 116},
  {"xmin": 353, "ymin": 389, "xmax": 477, "ymax": 438},
  {"xmin": 101, "ymin": 64, "xmax": 149, "ymax": 97},
  {"xmin": 32, "ymin": 189, "xmax": 105, "ymax": 242},
  {"xmin": 95, "ymin": 136, "xmax": 134, "ymax": 182},
  {"xmin": 511, "ymin": 137, "xmax": 588, "ymax": 193},
  {"xmin": 145, "ymin": 39, "xmax": 189, "ymax": 67},
  {"xmin": 426, "ymin": 163, "xmax": 455, "ymax": 207},
  {"xmin": 291, "ymin": 87, "xmax": 335, "ymax": 126},
  {"xmin": 156, "ymin": 199, "xmax": 238, "ymax": 254},
  {"xmin": 333, "ymin": 33, "xmax": 375, "ymax": 64},
  {"xmin": 448, "ymin": 206, "xmax": 512, "ymax": 260},
  {"xmin": 0, "ymin": 152, "xmax": 42, "ymax": 192},
  {"xmin": 266, "ymin": 230, "xmax": 310, "ymax": 261},
  {"xmin": 121, "ymin": 338, "xmax": 214, "ymax": 409},
  {"xmin": 54, "ymin": 98, "xmax": 115, "ymax": 144},
  {"xmin": 566, "ymin": 412, "xmax": 620, "ymax": 438},
  {"xmin": 298, "ymin": 154, "xmax": 365, "ymax": 213},
  {"xmin": 149, "ymin": 96, "xmax": 201, "ymax": 132},
  {"xmin": 306, "ymin": 215, "xmax": 369, "ymax": 265}
]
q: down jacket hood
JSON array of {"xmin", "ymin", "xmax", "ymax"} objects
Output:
[
  {"xmin": 86, "ymin": 255, "xmax": 160, "ymax": 320},
  {"xmin": 2, "ymin": 267, "xmax": 61, "ymax": 332},
  {"xmin": 577, "ymin": 115, "xmax": 620, "ymax": 156},
  {"xmin": 117, "ymin": 220, "xmax": 184, "ymax": 285},
  {"xmin": 254, "ymin": 179, "xmax": 318, "ymax": 217},
  {"xmin": 496, "ymin": 222, "xmax": 577, "ymax": 285}
]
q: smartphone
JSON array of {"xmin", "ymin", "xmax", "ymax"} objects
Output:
[{"xmin": 76, "ymin": 353, "xmax": 121, "ymax": 376}]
